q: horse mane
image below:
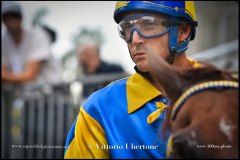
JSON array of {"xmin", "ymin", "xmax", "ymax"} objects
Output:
[
  {"xmin": 179, "ymin": 62, "xmax": 238, "ymax": 96},
  {"xmin": 170, "ymin": 61, "xmax": 238, "ymax": 103},
  {"xmin": 161, "ymin": 61, "xmax": 238, "ymax": 135}
]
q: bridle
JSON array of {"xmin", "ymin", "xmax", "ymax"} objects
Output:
[{"xmin": 171, "ymin": 80, "xmax": 239, "ymax": 122}]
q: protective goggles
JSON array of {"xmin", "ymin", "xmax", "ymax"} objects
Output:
[{"xmin": 117, "ymin": 13, "xmax": 170, "ymax": 42}]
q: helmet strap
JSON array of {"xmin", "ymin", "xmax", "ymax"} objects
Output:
[{"xmin": 167, "ymin": 17, "xmax": 190, "ymax": 64}]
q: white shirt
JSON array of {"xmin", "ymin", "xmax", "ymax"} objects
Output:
[{"xmin": 2, "ymin": 26, "xmax": 63, "ymax": 86}]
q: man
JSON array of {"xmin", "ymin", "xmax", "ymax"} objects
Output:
[
  {"xmin": 2, "ymin": 1, "xmax": 63, "ymax": 86},
  {"xmin": 76, "ymin": 42, "xmax": 125, "ymax": 97},
  {"xmin": 64, "ymin": 1, "xmax": 199, "ymax": 158},
  {"xmin": 77, "ymin": 42, "xmax": 124, "ymax": 75}
]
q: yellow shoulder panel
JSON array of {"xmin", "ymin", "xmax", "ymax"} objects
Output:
[{"xmin": 64, "ymin": 107, "xmax": 109, "ymax": 159}]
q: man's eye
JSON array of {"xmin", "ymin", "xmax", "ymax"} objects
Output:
[{"xmin": 142, "ymin": 21, "xmax": 155, "ymax": 28}]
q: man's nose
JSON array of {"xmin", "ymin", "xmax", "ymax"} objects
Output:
[{"xmin": 131, "ymin": 30, "xmax": 144, "ymax": 44}]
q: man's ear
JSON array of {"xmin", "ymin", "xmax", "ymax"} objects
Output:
[{"xmin": 178, "ymin": 24, "xmax": 191, "ymax": 43}]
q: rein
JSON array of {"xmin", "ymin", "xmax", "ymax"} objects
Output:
[{"xmin": 171, "ymin": 80, "xmax": 239, "ymax": 122}]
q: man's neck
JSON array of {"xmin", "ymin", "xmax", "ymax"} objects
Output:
[
  {"xmin": 172, "ymin": 53, "xmax": 192, "ymax": 70},
  {"xmin": 10, "ymin": 28, "xmax": 23, "ymax": 44},
  {"xmin": 149, "ymin": 53, "xmax": 191, "ymax": 94}
]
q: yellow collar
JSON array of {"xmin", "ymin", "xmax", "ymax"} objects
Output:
[
  {"xmin": 126, "ymin": 58, "xmax": 201, "ymax": 114},
  {"xmin": 126, "ymin": 73, "xmax": 161, "ymax": 114},
  {"xmin": 188, "ymin": 58, "xmax": 201, "ymax": 68}
]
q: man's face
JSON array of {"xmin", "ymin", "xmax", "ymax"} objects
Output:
[
  {"xmin": 78, "ymin": 45, "xmax": 100, "ymax": 74},
  {"xmin": 119, "ymin": 12, "xmax": 169, "ymax": 72},
  {"xmin": 3, "ymin": 13, "xmax": 22, "ymax": 34}
]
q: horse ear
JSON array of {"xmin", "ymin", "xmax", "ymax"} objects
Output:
[{"xmin": 147, "ymin": 48, "xmax": 182, "ymax": 101}]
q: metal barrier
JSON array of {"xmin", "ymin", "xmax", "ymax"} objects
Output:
[
  {"xmin": 1, "ymin": 72, "xmax": 129, "ymax": 159},
  {"xmin": 188, "ymin": 39, "xmax": 238, "ymax": 71},
  {"xmin": 1, "ymin": 84, "xmax": 74, "ymax": 159}
]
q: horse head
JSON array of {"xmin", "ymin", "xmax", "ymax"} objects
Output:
[{"xmin": 147, "ymin": 48, "xmax": 239, "ymax": 158}]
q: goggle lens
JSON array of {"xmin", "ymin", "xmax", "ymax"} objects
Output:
[{"xmin": 118, "ymin": 14, "xmax": 169, "ymax": 42}]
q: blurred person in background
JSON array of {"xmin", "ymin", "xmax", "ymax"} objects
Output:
[
  {"xmin": 77, "ymin": 42, "xmax": 124, "ymax": 75},
  {"xmin": 1, "ymin": 1, "xmax": 63, "ymax": 87},
  {"xmin": 76, "ymin": 42, "xmax": 125, "ymax": 97}
]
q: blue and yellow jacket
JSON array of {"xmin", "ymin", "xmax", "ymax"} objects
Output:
[
  {"xmin": 64, "ymin": 60, "xmax": 199, "ymax": 159},
  {"xmin": 64, "ymin": 72, "xmax": 170, "ymax": 159}
]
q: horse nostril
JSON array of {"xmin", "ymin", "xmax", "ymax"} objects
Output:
[
  {"xmin": 172, "ymin": 128, "xmax": 200, "ymax": 158},
  {"xmin": 172, "ymin": 134, "xmax": 190, "ymax": 158}
]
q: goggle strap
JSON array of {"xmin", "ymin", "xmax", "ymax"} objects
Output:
[{"xmin": 162, "ymin": 21, "xmax": 198, "ymax": 27}]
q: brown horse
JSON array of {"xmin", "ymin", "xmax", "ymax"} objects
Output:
[{"xmin": 148, "ymin": 50, "xmax": 239, "ymax": 158}]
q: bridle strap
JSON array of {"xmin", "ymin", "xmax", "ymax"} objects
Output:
[{"xmin": 171, "ymin": 80, "xmax": 239, "ymax": 122}]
